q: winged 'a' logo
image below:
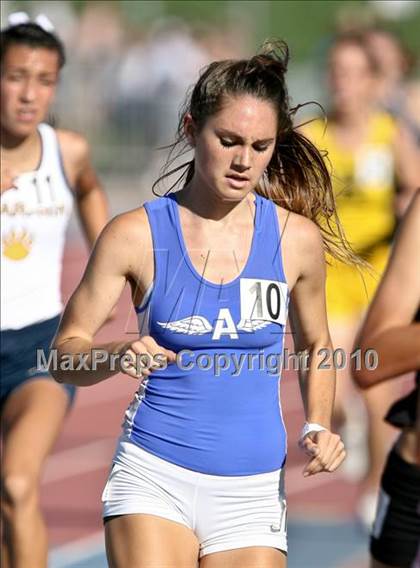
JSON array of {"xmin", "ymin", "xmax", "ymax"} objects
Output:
[
  {"xmin": 157, "ymin": 316, "xmax": 213, "ymax": 335},
  {"xmin": 237, "ymin": 319, "xmax": 272, "ymax": 332},
  {"xmin": 156, "ymin": 315, "xmax": 273, "ymax": 336}
]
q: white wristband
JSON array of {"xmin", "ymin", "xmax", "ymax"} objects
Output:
[{"xmin": 299, "ymin": 422, "xmax": 327, "ymax": 443}]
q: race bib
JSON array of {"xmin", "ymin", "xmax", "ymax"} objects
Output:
[
  {"xmin": 355, "ymin": 146, "xmax": 394, "ymax": 189},
  {"xmin": 240, "ymin": 278, "xmax": 288, "ymax": 325}
]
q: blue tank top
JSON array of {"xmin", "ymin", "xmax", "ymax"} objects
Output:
[{"xmin": 123, "ymin": 192, "xmax": 290, "ymax": 475}]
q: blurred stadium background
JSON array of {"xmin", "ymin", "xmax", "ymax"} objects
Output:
[
  {"xmin": 1, "ymin": 1, "xmax": 419, "ymax": 567},
  {"xmin": 2, "ymin": 0, "xmax": 419, "ymax": 213}
]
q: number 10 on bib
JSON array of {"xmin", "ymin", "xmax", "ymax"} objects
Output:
[{"xmin": 240, "ymin": 278, "xmax": 288, "ymax": 326}]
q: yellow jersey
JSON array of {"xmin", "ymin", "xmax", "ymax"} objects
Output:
[{"xmin": 304, "ymin": 112, "xmax": 397, "ymax": 253}]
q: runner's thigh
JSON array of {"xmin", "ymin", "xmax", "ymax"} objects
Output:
[
  {"xmin": 200, "ymin": 546, "xmax": 287, "ymax": 568},
  {"xmin": 105, "ymin": 513, "xmax": 200, "ymax": 568}
]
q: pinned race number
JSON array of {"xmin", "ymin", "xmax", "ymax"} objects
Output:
[{"xmin": 240, "ymin": 278, "xmax": 288, "ymax": 326}]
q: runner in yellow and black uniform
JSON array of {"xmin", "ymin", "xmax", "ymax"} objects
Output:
[{"xmin": 306, "ymin": 111, "xmax": 396, "ymax": 318}]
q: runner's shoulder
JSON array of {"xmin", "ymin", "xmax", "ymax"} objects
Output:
[
  {"xmin": 274, "ymin": 204, "xmax": 323, "ymax": 256},
  {"xmin": 56, "ymin": 128, "xmax": 90, "ymax": 165},
  {"xmin": 93, "ymin": 207, "xmax": 152, "ymax": 275},
  {"xmin": 102, "ymin": 207, "xmax": 151, "ymax": 247}
]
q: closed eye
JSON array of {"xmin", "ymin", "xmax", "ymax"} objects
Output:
[
  {"xmin": 40, "ymin": 78, "xmax": 56, "ymax": 86},
  {"xmin": 220, "ymin": 138, "xmax": 236, "ymax": 148},
  {"xmin": 7, "ymin": 73, "xmax": 24, "ymax": 82},
  {"xmin": 253, "ymin": 144, "xmax": 270, "ymax": 153},
  {"xmin": 220, "ymin": 139, "xmax": 270, "ymax": 152}
]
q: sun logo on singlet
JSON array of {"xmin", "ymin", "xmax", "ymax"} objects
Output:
[{"xmin": 2, "ymin": 229, "xmax": 33, "ymax": 260}]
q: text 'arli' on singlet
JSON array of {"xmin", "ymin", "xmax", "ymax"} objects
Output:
[{"xmin": 123, "ymin": 192, "xmax": 290, "ymax": 476}]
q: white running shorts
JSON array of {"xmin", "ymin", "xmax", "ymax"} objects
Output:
[{"xmin": 102, "ymin": 437, "xmax": 288, "ymax": 558}]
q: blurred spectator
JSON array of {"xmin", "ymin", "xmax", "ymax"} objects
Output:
[
  {"xmin": 57, "ymin": 2, "xmax": 124, "ymax": 132},
  {"xmin": 194, "ymin": 22, "xmax": 247, "ymax": 61},
  {"xmin": 113, "ymin": 18, "xmax": 210, "ymax": 166},
  {"xmin": 365, "ymin": 27, "xmax": 420, "ymax": 144}
]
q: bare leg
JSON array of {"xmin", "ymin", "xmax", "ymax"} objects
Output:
[
  {"xmin": 105, "ymin": 513, "xmax": 200, "ymax": 568},
  {"xmin": 362, "ymin": 382, "xmax": 397, "ymax": 492},
  {"xmin": 1, "ymin": 379, "xmax": 70, "ymax": 568},
  {"xmin": 200, "ymin": 546, "xmax": 287, "ymax": 568},
  {"xmin": 329, "ymin": 319, "xmax": 361, "ymax": 430}
]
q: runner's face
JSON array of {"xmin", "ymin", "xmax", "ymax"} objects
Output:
[
  {"xmin": 1, "ymin": 45, "xmax": 60, "ymax": 138},
  {"xmin": 328, "ymin": 44, "xmax": 375, "ymax": 113},
  {"xmin": 189, "ymin": 95, "xmax": 277, "ymax": 202},
  {"xmin": 366, "ymin": 31, "xmax": 405, "ymax": 82}
]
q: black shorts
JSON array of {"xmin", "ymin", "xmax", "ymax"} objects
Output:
[
  {"xmin": 0, "ymin": 315, "xmax": 76, "ymax": 410},
  {"xmin": 370, "ymin": 447, "xmax": 420, "ymax": 567}
]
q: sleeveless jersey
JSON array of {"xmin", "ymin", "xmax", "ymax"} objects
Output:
[
  {"xmin": 123, "ymin": 192, "xmax": 289, "ymax": 476},
  {"xmin": 1, "ymin": 124, "xmax": 74, "ymax": 330},
  {"xmin": 304, "ymin": 112, "xmax": 397, "ymax": 253}
]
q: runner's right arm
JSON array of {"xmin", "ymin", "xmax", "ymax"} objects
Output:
[{"xmin": 50, "ymin": 209, "xmax": 175, "ymax": 386}]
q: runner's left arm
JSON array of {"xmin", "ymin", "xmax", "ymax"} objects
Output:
[
  {"xmin": 288, "ymin": 217, "xmax": 345, "ymax": 476},
  {"xmin": 59, "ymin": 130, "xmax": 109, "ymax": 247}
]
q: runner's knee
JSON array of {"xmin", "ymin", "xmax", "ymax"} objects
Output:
[{"xmin": 1, "ymin": 471, "xmax": 39, "ymax": 513}]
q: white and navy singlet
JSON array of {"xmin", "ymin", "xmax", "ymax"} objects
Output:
[
  {"xmin": 1, "ymin": 123, "xmax": 74, "ymax": 331},
  {"xmin": 123, "ymin": 192, "xmax": 290, "ymax": 476}
]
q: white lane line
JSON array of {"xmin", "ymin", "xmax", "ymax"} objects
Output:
[
  {"xmin": 42, "ymin": 439, "xmax": 116, "ymax": 484},
  {"xmin": 49, "ymin": 530, "xmax": 104, "ymax": 568}
]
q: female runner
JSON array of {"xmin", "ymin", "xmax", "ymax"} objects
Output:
[
  {"xmin": 353, "ymin": 189, "xmax": 420, "ymax": 568},
  {"xmin": 52, "ymin": 41, "xmax": 347, "ymax": 567},
  {"xmin": 1, "ymin": 14, "xmax": 108, "ymax": 568}
]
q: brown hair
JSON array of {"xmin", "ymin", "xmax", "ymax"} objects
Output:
[
  {"xmin": 328, "ymin": 31, "xmax": 380, "ymax": 75},
  {"xmin": 1, "ymin": 22, "xmax": 65, "ymax": 69},
  {"xmin": 153, "ymin": 39, "xmax": 361, "ymax": 266}
]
